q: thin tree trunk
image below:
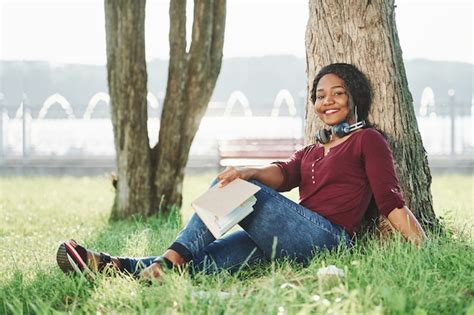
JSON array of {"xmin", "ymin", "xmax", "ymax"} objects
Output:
[
  {"xmin": 104, "ymin": 0, "xmax": 225, "ymax": 219},
  {"xmin": 105, "ymin": 0, "xmax": 152, "ymax": 219},
  {"xmin": 305, "ymin": 0, "xmax": 437, "ymax": 230},
  {"xmin": 152, "ymin": 0, "xmax": 226, "ymax": 214}
]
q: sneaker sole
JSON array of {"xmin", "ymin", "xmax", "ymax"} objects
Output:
[{"xmin": 56, "ymin": 242, "xmax": 96, "ymax": 280}]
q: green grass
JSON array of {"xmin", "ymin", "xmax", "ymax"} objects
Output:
[{"xmin": 0, "ymin": 174, "xmax": 473, "ymax": 314}]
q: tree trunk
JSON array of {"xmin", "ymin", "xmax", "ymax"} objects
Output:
[
  {"xmin": 105, "ymin": 0, "xmax": 152, "ymax": 219},
  {"xmin": 152, "ymin": 0, "xmax": 226, "ymax": 214},
  {"xmin": 305, "ymin": 0, "xmax": 437, "ymax": 230},
  {"xmin": 104, "ymin": 0, "xmax": 226, "ymax": 218}
]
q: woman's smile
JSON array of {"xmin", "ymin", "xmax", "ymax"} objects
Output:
[{"xmin": 324, "ymin": 108, "xmax": 340, "ymax": 115}]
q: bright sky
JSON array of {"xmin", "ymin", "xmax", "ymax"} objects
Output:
[{"xmin": 0, "ymin": 0, "xmax": 472, "ymax": 65}]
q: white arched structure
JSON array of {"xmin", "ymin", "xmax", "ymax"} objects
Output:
[
  {"xmin": 420, "ymin": 87, "xmax": 435, "ymax": 117},
  {"xmin": 38, "ymin": 93, "xmax": 75, "ymax": 119},
  {"xmin": 83, "ymin": 92, "xmax": 110, "ymax": 119},
  {"xmin": 271, "ymin": 89, "xmax": 296, "ymax": 117},
  {"xmin": 224, "ymin": 91, "xmax": 252, "ymax": 117}
]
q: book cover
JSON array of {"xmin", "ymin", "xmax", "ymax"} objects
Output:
[{"xmin": 191, "ymin": 178, "xmax": 261, "ymax": 238}]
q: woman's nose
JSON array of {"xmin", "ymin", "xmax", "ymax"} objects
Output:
[{"xmin": 323, "ymin": 95, "xmax": 334, "ymax": 105}]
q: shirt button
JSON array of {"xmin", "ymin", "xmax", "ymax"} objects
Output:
[
  {"xmin": 311, "ymin": 176, "xmax": 314, "ymax": 179},
  {"xmin": 312, "ymin": 169, "xmax": 314, "ymax": 172},
  {"xmin": 313, "ymin": 181, "xmax": 316, "ymax": 184}
]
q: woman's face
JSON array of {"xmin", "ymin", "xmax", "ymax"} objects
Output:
[{"xmin": 314, "ymin": 73, "xmax": 351, "ymax": 126}]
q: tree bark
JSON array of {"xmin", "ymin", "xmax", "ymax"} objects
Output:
[
  {"xmin": 105, "ymin": 0, "xmax": 152, "ymax": 219},
  {"xmin": 305, "ymin": 0, "xmax": 437, "ymax": 230},
  {"xmin": 152, "ymin": 0, "xmax": 226, "ymax": 214},
  {"xmin": 104, "ymin": 0, "xmax": 226, "ymax": 218}
]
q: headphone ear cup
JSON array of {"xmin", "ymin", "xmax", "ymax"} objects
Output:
[
  {"xmin": 316, "ymin": 128, "xmax": 331, "ymax": 144},
  {"xmin": 333, "ymin": 122, "xmax": 350, "ymax": 138}
]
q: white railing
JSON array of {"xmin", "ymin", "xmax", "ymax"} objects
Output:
[
  {"xmin": 0, "ymin": 90, "xmax": 472, "ymax": 160},
  {"xmin": 2, "ymin": 115, "xmax": 473, "ymax": 158}
]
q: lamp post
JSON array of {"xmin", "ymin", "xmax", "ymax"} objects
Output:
[
  {"xmin": 22, "ymin": 93, "xmax": 29, "ymax": 162},
  {"xmin": 448, "ymin": 89, "xmax": 456, "ymax": 162},
  {"xmin": 297, "ymin": 90, "xmax": 304, "ymax": 140},
  {"xmin": 0, "ymin": 92, "xmax": 4, "ymax": 160}
]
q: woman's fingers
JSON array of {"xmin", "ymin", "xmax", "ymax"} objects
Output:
[
  {"xmin": 217, "ymin": 166, "xmax": 240, "ymax": 187},
  {"xmin": 217, "ymin": 166, "xmax": 235, "ymax": 178},
  {"xmin": 140, "ymin": 263, "xmax": 163, "ymax": 282},
  {"xmin": 218, "ymin": 178, "xmax": 232, "ymax": 187},
  {"xmin": 217, "ymin": 166, "xmax": 234, "ymax": 182}
]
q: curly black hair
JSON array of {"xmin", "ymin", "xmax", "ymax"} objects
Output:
[{"xmin": 310, "ymin": 63, "xmax": 372, "ymax": 122}]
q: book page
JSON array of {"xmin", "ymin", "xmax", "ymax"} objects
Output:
[
  {"xmin": 215, "ymin": 196, "xmax": 257, "ymax": 229},
  {"xmin": 194, "ymin": 195, "xmax": 257, "ymax": 239},
  {"xmin": 193, "ymin": 205, "xmax": 222, "ymax": 239}
]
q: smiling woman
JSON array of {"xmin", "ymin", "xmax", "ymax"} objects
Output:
[{"xmin": 56, "ymin": 63, "xmax": 426, "ymax": 283}]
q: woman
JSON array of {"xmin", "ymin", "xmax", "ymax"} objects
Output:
[{"xmin": 57, "ymin": 63, "xmax": 426, "ymax": 282}]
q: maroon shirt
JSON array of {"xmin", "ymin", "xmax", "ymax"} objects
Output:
[{"xmin": 273, "ymin": 128, "xmax": 405, "ymax": 235}]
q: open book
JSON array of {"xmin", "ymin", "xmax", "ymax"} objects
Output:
[{"xmin": 191, "ymin": 178, "xmax": 261, "ymax": 239}]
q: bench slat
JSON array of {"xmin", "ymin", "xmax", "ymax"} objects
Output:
[{"xmin": 218, "ymin": 138, "xmax": 304, "ymax": 166}]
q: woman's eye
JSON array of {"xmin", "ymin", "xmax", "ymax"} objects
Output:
[
  {"xmin": 316, "ymin": 95, "xmax": 324, "ymax": 100},
  {"xmin": 334, "ymin": 91, "xmax": 346, "ymax": 96}
]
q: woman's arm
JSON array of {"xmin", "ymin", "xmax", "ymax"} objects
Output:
[
  {"xmin": 387, "ymin": 206, "xmax": 427, "ymax": 247},
  {"xmin": 217, "ymin": 165, "xmax": 284, "ymax": 190}
]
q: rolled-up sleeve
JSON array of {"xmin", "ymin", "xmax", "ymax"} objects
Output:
[
  {"xmin": 362, "ymin": 130, "xmax": 405, "ymax": 217},
  {"xmin": 271, "ymin": 147, "xmax": 305, "ymax": 192}
]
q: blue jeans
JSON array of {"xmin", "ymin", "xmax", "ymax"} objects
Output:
[{"xmin": 119, "ymin": 180, "xmax": 351, "ymax": 276}]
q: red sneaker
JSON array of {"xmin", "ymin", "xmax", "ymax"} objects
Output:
[{"xmin": 56, "ymin": 240, "xmax": 95, "ymax": 280}]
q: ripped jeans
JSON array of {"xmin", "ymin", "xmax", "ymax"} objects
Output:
[{"xmin": 119, "ymin": 180, "xmax": 351, "ymax": 276}]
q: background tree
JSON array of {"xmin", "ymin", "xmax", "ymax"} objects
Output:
[
  {"xmin": 304, "ymin": 0, "xmax": 437, "ymax": 230},
  {"xmin": 105, "ymin": 0, "xmax": 225, "ymax": 219}
]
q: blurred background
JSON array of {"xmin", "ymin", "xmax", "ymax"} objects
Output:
[{"xmin": 0, "ymin": 0, "xmax": 472, "ymax": 175}]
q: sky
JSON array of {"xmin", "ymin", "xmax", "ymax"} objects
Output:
[{"xmin": 0, "ymin": 0, "xmax": 472, "ymax": 65}]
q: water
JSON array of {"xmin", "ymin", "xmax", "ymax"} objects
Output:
[
  {"xmin": 2, "ymin": 116, "xmax": 302, "ymax": 157},
  {"xmin": 2, "ymin": 115, "xmax": 472, "ymax": 158}
]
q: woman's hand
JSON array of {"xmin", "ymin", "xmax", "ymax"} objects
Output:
[
  {"xmin": 217, "ymin": 166, "xmax": 253, "ymax": 187},
  {"xmin": 387, "ymin": 206, "xmax": 427, "ymax": 247},
  {"xmin": 140, "ymin": 262, "xmax": 163, "ymax": 282},
  {"xmin": 217, "ymin": 165, "xmax": 284, "ymax": 190}
]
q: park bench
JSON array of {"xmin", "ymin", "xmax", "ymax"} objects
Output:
[{"xmin": 218, "ymin": 138, "xmax": 304, "ymax": 167}]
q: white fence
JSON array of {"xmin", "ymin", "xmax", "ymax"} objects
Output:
[{"xmin": 1, "ymin": 115, "xmax": 473, "ymax": 158}]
